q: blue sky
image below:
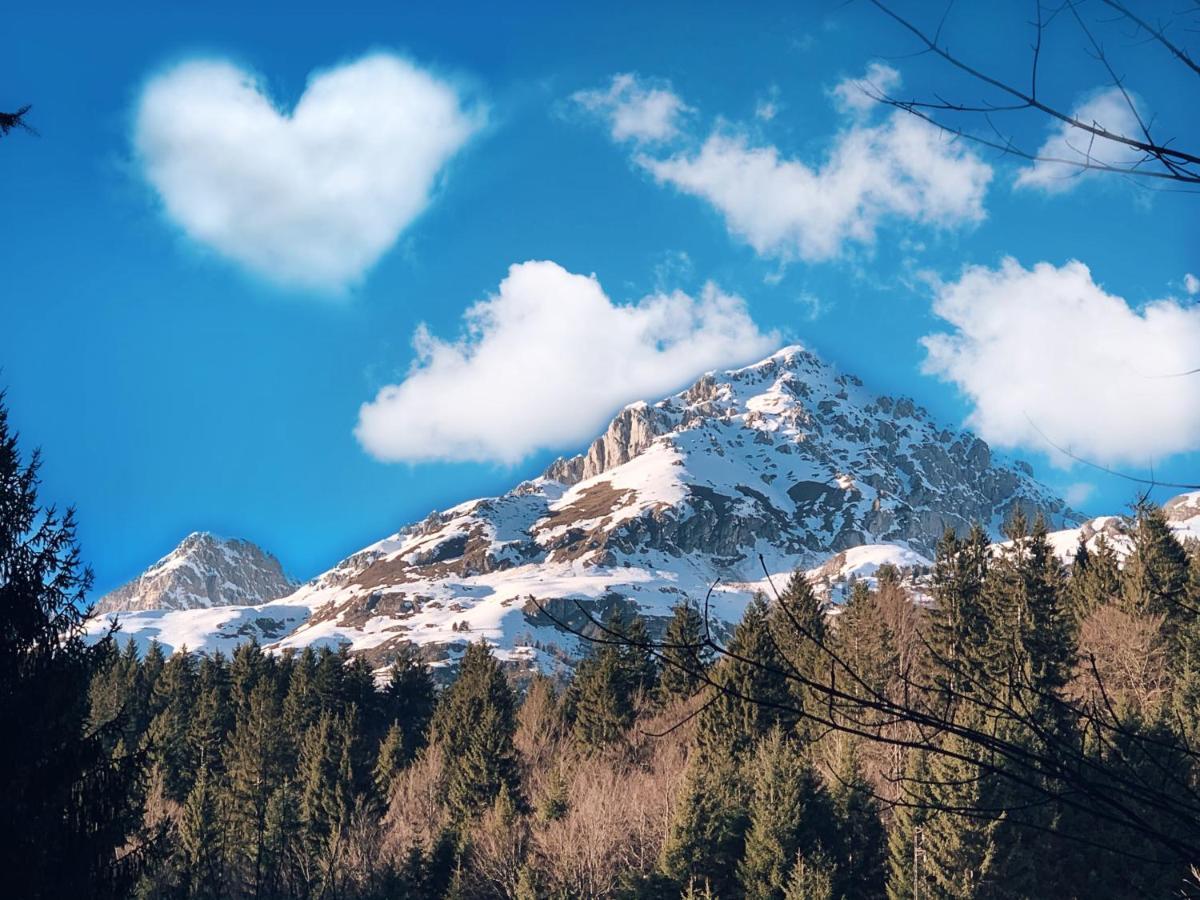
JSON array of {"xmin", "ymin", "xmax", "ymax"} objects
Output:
[{"xmin": 3, "ymin": 0, "xmax": 1197, "ymax": 595}]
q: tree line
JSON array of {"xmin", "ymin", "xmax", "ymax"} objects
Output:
[{"xmin": 4, "ymin": 388, "xmax": 1200, "ymax": 898}]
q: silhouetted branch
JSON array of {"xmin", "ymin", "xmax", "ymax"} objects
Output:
[{"xmin": 0, "ymin": 105, "xmax": 36, "ymax": 138}]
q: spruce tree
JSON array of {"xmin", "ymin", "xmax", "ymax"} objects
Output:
[
  {"xmin": 571, "ymin": 635, "xmax": 635, "ymax": 748},
  {"xmin": 697, "ymin": 594, "xmax": 795, "ymax": 756},
  {"xmin": 223, "ymin": 677, "xmax": 286, "ymax": 895},
  {"xmin": 770, "ymin": 570, "xmax": 828, "ymax": 721},
  {"xmin": 886, "ymin": 750, "xmax": 930, "ymax": 900},
  {"xmin": 829, "ymin": 738, "xmax": 887, "ymax": 899},
  {"xmin": 282, "ymin": 645, "xmax": 319, "ymax": 759},
  {"xmin": 297, "ymin": 711, "xmax": 356, "ymax": 896},
  {"xmin": 145, "ymin": 647, "xmax": 198, "ymax": 802},
  {"xmin": 430, "ymin": 641, "xmax": 520, "ymax": 823},
  {"xmin": 381, "ymin": 642, "xmax": 436, "ymax": 761},
  {"xmin": 782, "ymin": 848, "xmax": 836, "ymax": 900},
  {"xmin": 0, "ymin": 396, "xmax": 141, "ymax": 897},
  {"xmin": 374, "ymin": 719, "xmax": 408, "ymax": 801},
  {"xmin": 179, "ymin": 764, "xmax": 227, "ymax": 899},
  {"xmin": 1123, "ymin": 504, "xmax": 1192, "ymax": 639},
  {"xmin": 918, "ymin": 730, "xmax": 998, "ymax": 900},
  {"xmin": 1068, "ymin": 534, "xmax": 1121, "ymax": 622},
  {"xmin": 659, "ymin": 742, "xmax": 748, "ymax": 896},
  {"xmin": 658, "ymin": 601, "xmax": 711, "ymax": 703},
  {"xmin": 737, "ymin": 728, "xmax": 834, "ymax": 900},
  {"xmin": 927, "ymin": 524, "xmax": 989, "ymax": 697},
  {"xmin": 833, "ymin": 582, "xmax": 895, "ymax": 704},
  {"xmin": 189, "ymin": 651, "xmax": 232, "ymax": 779}
]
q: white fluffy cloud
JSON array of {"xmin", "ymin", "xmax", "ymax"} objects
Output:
[
  {"xmin": 135, "ymin": 54, "xmax": 480, "ymax": 292},
  {"xmin": 1185, "ymin": 273, "xmax": 1199, "ymax": 295},
  {"xmin": 1014, "ymin": 88, "xmax": 1144, "ymax": 193},
  {"xmin": 639, "ymin": 112, "xmax": 991, "ymax": 262},
  {"xmin": 572, "ymin": 73, "xmax": 689, "ymax": 144},
  {"xmin": 922, "ymin": 258, "xmax": 1200, "ymax": 466},
  {"xmin": 355, "ymin": 260, "xmax": 777, "ymax": 463}
]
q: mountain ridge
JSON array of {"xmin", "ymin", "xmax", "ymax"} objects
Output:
[{"xmin": 89, "ymin": 345, "xmax": 1084, "ymax": 668}]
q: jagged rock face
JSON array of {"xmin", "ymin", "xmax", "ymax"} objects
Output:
[
  {"xmin": 96, "ymin": 532, "xmax": 297, "ymax": 613},
  {"xmin": 90, "ymin": 346, "xmax": 1079, "ymax": 667}
]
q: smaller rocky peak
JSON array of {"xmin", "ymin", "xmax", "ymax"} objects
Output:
[{"xmin": 96, "ymin": 532, "xmax": 297, "ymax": 614}]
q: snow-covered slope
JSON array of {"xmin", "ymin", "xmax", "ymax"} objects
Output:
[
  {"xmin": 1041, "ymin": 490, "xmax": 1200, "ymax": 563},
  {"xmin": 91, "ymin": 347, "xmax": 1076, "ymax": 669},
  {"xmin": 96, "ymin": 532, "xmax": 298, "ymax": 614}
]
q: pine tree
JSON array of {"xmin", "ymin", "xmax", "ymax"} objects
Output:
[
  {"xmin": 737, "ymin": 728, "xmax": 834, "ymax": 900},
  {"xmin": 660, "ymin": 742, "xmax": 749, "ymax": 896},
  {"xmin": 1123, "ymin": 504, "xmax": 1192, "ymax": 640},
  {"xmin": 927, "ymin": 524, "xmax": 989, "ymax": 697},
  {"xmin": 782, "ymin": 848, "xmax": 836, "ymax": 900},
  {"xmin": 658, "ymin": 601, "xmax": 712, "ymax": 703},
  {"xmin": 145, "ymin": 648, "xmax": 198, "ymax": 802},
  {"xmin": 374, "ymin": 719, "xmax": 407, "ymax": 800},
  {"xmin": 430, "ymin": 641, "xmax": 520, "ymax": 824},
  {"xmin": 179, "ymin": 764, "xmax": 227, "ymax": 899},
  {"xmin": 833, "ymin": 582, "xmax": 895, "ymax": 703},
  {"xmin": 571, "ymin": 634, "xmax": 635, "ymax": 748},
  {"xmin": 885, "ymin": 750, "xmax": 930, "ymax": 900},
  {"xmin": 381, "ymin": 642, "xmax": 436, "ymax": 762},
  {"xmin": 829, "ymin": 738, "xmax": 887, "ymax": 899},
  {"xmin": 223, "ymin": 677, "xmax": 286, "ymax": 895},
  {"xmin": 697, "ymin": 594, "xmax": 795, "ymax": 756},
  {"xmin": 0, "ymin": 396, "xmax": 141, "ymax": 897}
]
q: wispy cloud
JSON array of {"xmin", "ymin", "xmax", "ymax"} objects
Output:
[
  {"xmin": 1014, "ymin": 87, "xmax": 1145, "ymax": 194},
  {"xmin": 578, "ymin": 64, "xmax": 992, "ymax": 264},
  {"xmin": 572, "ymin": 73, "xmax": 689, "ymax": 144},
  {"xmin": 134, "ymin": 54, "xmax": 482, "ymax": 292}
]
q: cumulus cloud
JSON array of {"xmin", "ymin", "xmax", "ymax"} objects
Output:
[
  {"xmin": 572, "ymin": 74, "xmax": 689, "ymax": 144},
  {"xmin": 135, "ymin": 54, "xmax": 481, "ymax": 292},
  {"xmin": 922, "ymin": 258, "xmax": 1200, "ymax": 466},
  {"xmin": 638, "ymin": 112, "xmax": 991, "ymax": 262},
  {"xmin": 1185, "ymin": 273, "xmax": 1199, "ymax": 296},
  {"xmin": 355, "ymin": 260, "xmax": 777, "ymax": 463},
  {"xmin": 1014, "ymin": 87, "xmax": 1144, "ymax": 193},
  {"xmin": 830, "ymin": 62, "xmax": 900, "ymax": 116}
]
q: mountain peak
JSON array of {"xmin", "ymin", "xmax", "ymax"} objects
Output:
[
  {"xmin": 96, "ymin": 532, "xmax": 297, "ymax": 614},
  {"xmin": 92, "ymin": 344, "xmax": 1077, "ymax": 666}
]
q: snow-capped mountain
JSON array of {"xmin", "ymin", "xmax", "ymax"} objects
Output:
[
  {"xmin": 96, "ymin": 532, "xmax": 298, "ymax": 614},
  {"xmin": 90, "ymin": 346, "xmax": 1077, "ymax": 669}
]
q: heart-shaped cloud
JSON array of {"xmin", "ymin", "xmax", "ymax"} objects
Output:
[{"xmin": 135, "ymin": 54, "xmax": 481, "ymax": 292}]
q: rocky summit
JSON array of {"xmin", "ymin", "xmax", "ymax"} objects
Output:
[
  {"xmin": 91, "ymin": 346, "xmax": 1078, "ymax": 669},
  {"xmin": 96, "ymin": 531, "xmax": 297, "ymax": 614}
]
